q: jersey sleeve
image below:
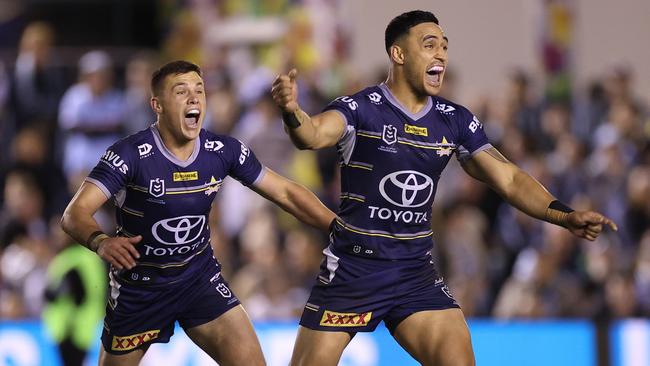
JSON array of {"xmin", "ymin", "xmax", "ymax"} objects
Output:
[
  {"xmin": 226, "ymin": 137, "xmax": 264, "ymax": 186},
  {"xmin": 455, "ymin": 107, "xmax": 491, "ymax": 162},
  {"xmin": 323, "ymin": 95, "xmax": 362, "ymax": 130},
  {"xmin": 86, "ymin": 141, "xmax": 134, "ymax": 199}
]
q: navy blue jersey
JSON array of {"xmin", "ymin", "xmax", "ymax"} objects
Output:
[
  {"xmin": 326, "ymin": 84, "xmax": 490, "ymax": 260},
  {"xmin": 87, "ymin": 126, "xmax": 264, "ymax": 286}
]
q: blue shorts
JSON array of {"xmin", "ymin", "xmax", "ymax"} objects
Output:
[
  {"xmin": 101, "ymin": 256, "xmax": 240, "ymax": 354},
  {"xmin": 300, "ymin": 246, "xmax": 459, "ymax": 334}
]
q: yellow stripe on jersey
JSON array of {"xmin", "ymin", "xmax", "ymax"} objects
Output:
[
  {"xmin": 121, "ymin": 206, "xmax": 144, "ymax": 217},
  {"xmin": 165, "ymin": 182, "xmax": 222, "ymax": 195},
  {"xmin": 335, "ymin": 219, "xmax": 433, "ymax": 240},
  {"xmin": 356, "ymin": 132, "xmax": 381, "ymax": 139},
  {"xmin": 347, "ymin": 164, "xmax": 373, "ymax": 171},
  {"xmin": 340, "ymin": 194, "xmax": 365, "ymax": 203},
  {"xmin": 397, "ymin": 139, "xmax": 455, "ymax": 151}
]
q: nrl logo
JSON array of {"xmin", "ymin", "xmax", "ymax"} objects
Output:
[
  {"xmin": 149, "ymin": 178, "xmax": 165, "ymax": 197},
  {"xmin": 216, "ymin": 283, "xmax": 232, "ymax": 298},
  {"xmin": 382, "ymin": 124, "xmax": 397, "ymax": 145}
]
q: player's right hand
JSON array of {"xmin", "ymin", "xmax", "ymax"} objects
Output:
[
  {"xmin": 271, "ymin": 68, "xmax": 299, "ymax": 113},
  {"xmin": 565, "ymin": 211, "xmax": 618, "ymax": 241},
  {"xmin": 96, "ymin": 235, "xmax": 142, "ymax": 270}
]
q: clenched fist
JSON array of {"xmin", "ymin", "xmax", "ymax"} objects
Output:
[{"xmin": 271, "ymin": 68, "xmax": 299, "ymax": 113}]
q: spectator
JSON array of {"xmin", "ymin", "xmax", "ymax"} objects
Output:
[
  {"xmin": 10, "ymin": 21, "xmax": 66, "ymax": 132},
  {"xmin": 124, "ymin": 51, "xmax": 158, "ymax": 135},
  {"xmin": 58, "ymin": 50, "xmax": 127, "ymax": 180}
]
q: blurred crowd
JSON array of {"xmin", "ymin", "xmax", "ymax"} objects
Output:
[{"xmin": 0, "ymin": 1, "xmax": 649, "ymax": 329}]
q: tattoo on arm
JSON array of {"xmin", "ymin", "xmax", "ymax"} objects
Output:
[{"xmin": 485, "ymin": 147, "xmax": 510, "ymax": 163}]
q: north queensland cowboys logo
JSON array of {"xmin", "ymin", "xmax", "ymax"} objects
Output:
[
  {"xmin": 149, "ymin": 178, "xmax": 165, "ymax": 197},
  {"xmin": 379, "ymin": 170, "xmax": 434, "ymax": 208},
  {"xmin": 382, "ymin": 125, "xmax": 397, "ymax": 145}
]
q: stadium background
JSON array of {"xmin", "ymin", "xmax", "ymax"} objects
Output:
[{"xmin": 0, "ymin": 0, "xmax": 649, "ymax": 365}]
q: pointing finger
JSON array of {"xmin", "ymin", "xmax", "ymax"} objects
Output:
[{"xmin": 603, "ymin": 217, "xmax": 618, "ymax": 231}]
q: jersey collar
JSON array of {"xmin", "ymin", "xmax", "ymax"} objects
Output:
[
  {"xmin": 379, "ymin": 83, "xmax": 433, "ymax": 121},
  {"xmin": 150, "ymin": 125, "xmax": 201, "ymax": 167}
]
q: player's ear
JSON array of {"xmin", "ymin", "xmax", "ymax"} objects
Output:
[
  {"xmin": 151, "ymin": 97, "xmax": 162, "ymax": 113},
  {"xmin": 390, "ymin": 44, "xmax": 405, "ymax": 65}
]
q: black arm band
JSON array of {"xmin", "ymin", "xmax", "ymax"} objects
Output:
[
  {"xmin": 282, "ymin": 112, "xmax": 302, "ymax": 129},
  {"xmin": 548, "ymin": 200, "xmax": 574, "ymax": 213},
  {"xmin": 85, "ymin": 230, "xmax": 105, "ymax": 250}
]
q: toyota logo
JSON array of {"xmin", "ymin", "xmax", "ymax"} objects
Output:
[
  {"xmin": 152, "ymin": 215, "xmax": 205, "ymax": 245},
  {"xmin": 379, "ymin": 170, "xmax": 434, "ymax": 208}
]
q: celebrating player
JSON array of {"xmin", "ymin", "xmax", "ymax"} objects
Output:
[
  {"xmin": 271, "ymin": 10, "xmax": 617, "ymax": 366},
  {"xmin": 61, "ymin": 60, "xmax": 336, "ymax": 366}
]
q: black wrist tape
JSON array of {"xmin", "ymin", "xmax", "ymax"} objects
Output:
[
  {"xmin": 282, "ymin": 112, "xmax": 301, "ymax": 129},
  {"xmin": 548, "ymin": 200, "xmax": 574, "ymax": 213}
]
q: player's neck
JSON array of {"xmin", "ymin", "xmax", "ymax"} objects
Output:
[
  {"xmin": 384, "ymin": 78, "xmax": 430, "ymax": 114},
  {"xmin": 155, "ymin": 121, "xmax": 196, "ymax": 161}
]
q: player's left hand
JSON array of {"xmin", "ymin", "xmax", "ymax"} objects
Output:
[{"xmin": 565, "ymin": 211, "xmax": 618, "ymax": 241}]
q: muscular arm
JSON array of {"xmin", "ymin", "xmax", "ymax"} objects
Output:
[
  {"xmin": 271, "ymin": 68, "xmax": 346, "ymax": 150},
  {"xmin": 61, "ymin": 182, "xmax": 141, "ymax": 269},
  {"xmin": 462, "ymin": 147, "xmax": 616, "ymax": 240},
  {"xmin": 461, "ymin": 148, "xmax": 554, "ymax": 221},
  {"xmin": 61, "ymin": 182, "xmax": 111, "ymax": 247},
  {"xmin": 282, "ymin": 109, "xmax": 347, "ymax": 150},
  {"xmin": 252, "ymin": 168, "xmax": 336, "ymax": 231}
]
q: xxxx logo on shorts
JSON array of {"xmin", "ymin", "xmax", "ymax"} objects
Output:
[
  {"xmin": 112, "ymin": 329, "xmax": 160, "ymax": 351},
  {"xmin": 319, "ymin": 310, "xmax": 372, "ymax": 327}
]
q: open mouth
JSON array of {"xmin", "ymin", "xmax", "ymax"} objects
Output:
[
  {"xmin": 184, "ymin": 109, "xmax": 200, "ymax": 128},
  {"xmin": 426, "ymin": 65, "xmax": 445, "ymax": 85}
]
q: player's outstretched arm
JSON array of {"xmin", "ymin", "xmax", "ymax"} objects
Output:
[
  {"xmin": 461, "ymin": 147, "xmax": 617, "ymax": 241},
  {"xmin": 251, "ymin": 168, "xmax": 336, "ymax": 231},
  {"xmin": 271, "ymin": 68, "xmax": 346, "ymax": 150},
  {"xmin": 61, "ymin": 182, "xmax": 141, "ymax": 269}
]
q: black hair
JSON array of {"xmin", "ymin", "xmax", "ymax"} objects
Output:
[
  {"xmin": 385, "ymin": 10, "xmax": 440, "ymax": 54},
  {"xmin": 151, "ymin": 60, "xmax": 202, "ymax": 96}
]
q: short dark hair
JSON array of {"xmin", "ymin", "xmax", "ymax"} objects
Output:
[
  {"xmin": 385, "ymin": 10, "xmax": 440, "ymax": 54},
  {"xmin": 151, "ymin": 60, "xmax": 202, "ymax": 96}
]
